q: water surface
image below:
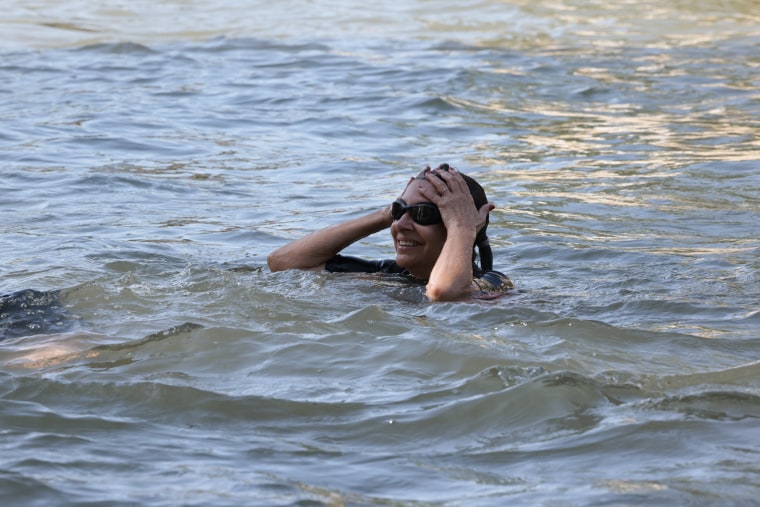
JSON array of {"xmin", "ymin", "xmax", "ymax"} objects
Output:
[{"xmin": 1, "ymin": 0, "xmax": 759, "ymax": 505}]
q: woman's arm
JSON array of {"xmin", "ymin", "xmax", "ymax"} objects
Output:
[
  {"xmin": 425, "ymin": 225, "xmax": 479, "ymax": 301},
  {"xmin": 267, "ymin": 206, "xmax": 393, "ymax": 272}
]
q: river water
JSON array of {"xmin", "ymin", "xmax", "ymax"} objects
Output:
[{"xmin": 2, "ymin": 0, "xmax": 759, "ymax": 505}]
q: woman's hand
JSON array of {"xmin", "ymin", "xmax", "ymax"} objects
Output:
[{"xmin": 417, "ymin": 166, "xmax": 493, "ymax": 235}]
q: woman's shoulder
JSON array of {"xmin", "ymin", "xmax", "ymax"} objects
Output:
[{"xmin": 325, "ymin": 254, "xmax": 406, "ymax": 275}]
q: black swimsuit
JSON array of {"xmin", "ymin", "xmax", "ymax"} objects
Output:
[
  {"xmin": 325, "ymin": 255, "xmax": 513, "ymax": 296},
  {"xmin": 325, "ymin": 255, "xmax": 409, "ymax": 276}
]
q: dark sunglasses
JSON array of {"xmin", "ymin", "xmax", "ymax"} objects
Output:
[{"xmin": 391, "ymin": 199, "xmax": 442, "ymax": 226}]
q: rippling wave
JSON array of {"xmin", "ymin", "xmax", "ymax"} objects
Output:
[{"xmin": 2, "ymin": 0, "xmax": 759, "ymax": 505}]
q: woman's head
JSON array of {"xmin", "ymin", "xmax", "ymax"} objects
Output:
[{"xmin": 390, "ymin": 164, "xmax": 494, "ymax": 279}]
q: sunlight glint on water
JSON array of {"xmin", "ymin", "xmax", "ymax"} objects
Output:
[{"xmin": 1, "ymin": 0, "xmax": 758, "ymax": 505}]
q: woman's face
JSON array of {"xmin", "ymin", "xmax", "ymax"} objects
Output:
[{"xmin": 390, "ymin": 183, "xmax": 447, "ymax": 280}]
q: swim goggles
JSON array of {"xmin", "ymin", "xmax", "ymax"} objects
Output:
[{"xmin": 391, "ymin": 199, "xmax": 442, "ymax": 226}]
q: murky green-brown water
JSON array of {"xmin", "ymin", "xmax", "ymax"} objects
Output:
[{"xmin": 2, "ymin": 1, "xmax": 758, "ymax": 505}]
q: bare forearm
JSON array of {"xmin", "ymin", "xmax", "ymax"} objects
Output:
[
  {"xmin": 267, "ymin": 207, "xmax": 392, "ymax": 272},
  {"xmin": 425, "ymin": 228, "xmax": 476, "ymax": 301}
]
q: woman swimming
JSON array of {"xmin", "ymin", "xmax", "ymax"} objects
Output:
[{"xmin": 267, "ymin": 163, "xmax": 513, "ymax": 301}]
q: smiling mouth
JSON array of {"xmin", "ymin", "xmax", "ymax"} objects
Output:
[{"xmin": 397, "ymin": 240, "xmax": 420, "ymax": 248}]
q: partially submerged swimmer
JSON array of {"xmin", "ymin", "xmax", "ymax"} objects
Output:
[{"xmin": 267, "ymin": 164, "xmax": 513, "ymax": 302}]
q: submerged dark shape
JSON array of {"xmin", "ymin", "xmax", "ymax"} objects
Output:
[{"xmin": 0, "ymin": 289, "xmax": 74, "ymax": 340}]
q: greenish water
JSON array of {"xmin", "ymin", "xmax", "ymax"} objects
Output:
[{"xmin": 1, "ymin": 1, "xmax": 758, "ymax": 505}]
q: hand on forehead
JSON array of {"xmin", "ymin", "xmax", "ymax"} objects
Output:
[{"xmin": 400, "ymin": 164, "xmax": 460, "ymax": 200}]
